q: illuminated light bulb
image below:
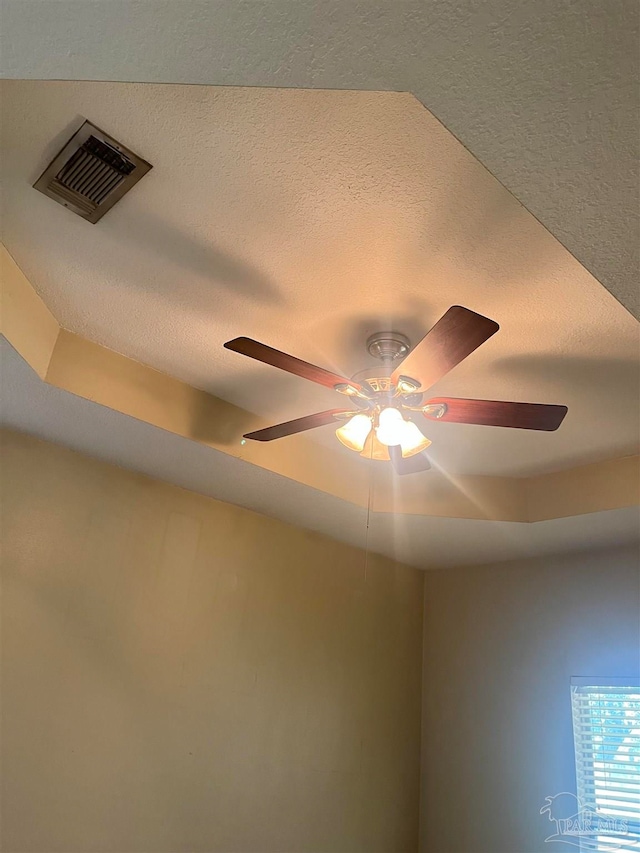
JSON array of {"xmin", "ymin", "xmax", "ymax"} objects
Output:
[
  {"xmin": 336, "ymin": 414, "xmax": 372, "ymax": 452},
  {"xmin": 399, "ymin": 420, "xmax": 432, "ymax": 458},
  {"xmin": 376, "ymin": 407, "xmax": 405, "ymax": 446}
]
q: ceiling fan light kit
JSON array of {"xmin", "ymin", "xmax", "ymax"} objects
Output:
[
  {"xmin": 224, "ymin": 306, "xmax": 568, "ymax": 475},
  {"xmin": 335, "ymin": 407, "xmax": 432, "ymax": 459}
]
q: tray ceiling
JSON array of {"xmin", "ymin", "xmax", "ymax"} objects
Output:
[
  {"xmin": 3, "ymin": 340, "xmax": 637, "ymax": 570},
  {"xmin": 1, "ymin": 81, "xmax": 638, "ymax": 479}
]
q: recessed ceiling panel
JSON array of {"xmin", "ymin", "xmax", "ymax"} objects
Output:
[{"xmin": 1, "ymin": 81, "xmax": 638, "ymax": 477}]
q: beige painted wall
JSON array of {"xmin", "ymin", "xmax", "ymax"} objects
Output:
[
  {"xmin": 1, "ymin": 429, "xmax": 424, "ymax": 853},
  {"xmin": 420, "ymin": 546, "xmax": 640, "ymax": 853}
]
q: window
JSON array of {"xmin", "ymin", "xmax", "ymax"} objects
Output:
[{"xmin": 571, "ymin": 678, "xmax": 640, "ymax": 852}]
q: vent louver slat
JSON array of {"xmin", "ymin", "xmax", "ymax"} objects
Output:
[
  {"xmin": 33, "ymin": 121, "xmax": 151, "ymax": 223},
  {"xmin": 64, "ymin": 151, "xmax": 104, "ymax": 191},
  {"xmin": 48, "ymin": 180, "xmax": 96, "ymax": 215},
  {"xmin": 86, "ymin": 165, "xmax": 121, "ymax": 200}
]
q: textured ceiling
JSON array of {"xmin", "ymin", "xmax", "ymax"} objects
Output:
[
  {"xmin": 2, "ymin": 0, "xmax": 638, "ymax": 319},
  {"xmin": 3, "ymin": 340, "xmax": 637, "ymax": 570},
  {"xmin": 2, "ymin": 2, "xmax": 638, "ymax": 570},
  {"xmin": 1, "ymin": 81, "xmax": 638, "ymax": 479}
]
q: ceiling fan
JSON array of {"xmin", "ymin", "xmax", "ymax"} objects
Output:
[{"xmin": 224, "ymin": 306, "xmax": 568, "ymax": 475}]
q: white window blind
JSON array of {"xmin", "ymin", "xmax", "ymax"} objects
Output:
[{"xmin": 571, "ymin": 678, "xmax": 640, "ymax": 852}]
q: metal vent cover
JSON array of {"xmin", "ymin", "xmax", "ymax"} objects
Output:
[{"xmin": 33, "ymin": 121, "xmax": 152, "ymax": 223}]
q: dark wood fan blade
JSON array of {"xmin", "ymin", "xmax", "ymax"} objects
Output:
[
  {"xmin": 388, "ymin": 445, "xmax": 431, "ymax": 475},
  {"xmin": 424, "ymin": 397, "xmax": 568, "ymax": 431},
  {"xmin": 244, "ymin": 409, "xmax": 354, "ymax": 441},
  {"xmin": 225, "ymin": 337, "xmax": 363, "ymax": 392},
  {"xmin": 391, "ymin": 306, "xmax": 499, "ymax": 391}
]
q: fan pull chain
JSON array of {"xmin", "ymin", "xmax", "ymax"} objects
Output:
[{"xmin": 363, "ymin": 434, "xmax": 374, "ymax": 582}]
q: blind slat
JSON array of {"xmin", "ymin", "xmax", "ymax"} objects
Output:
[
  {"xmin": 571, "ymin": 682, "xmax": 640, "ymax": 852},
  {"xmin": 582, "ymin": 790, "xmax": 640, "ymax": 801},
  {"xmin": 586, "ymin": 794, "xmax": 640, "ymax": 804}
]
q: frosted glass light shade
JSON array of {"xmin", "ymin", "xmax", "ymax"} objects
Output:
[
  {"xmin": 360, "ymin": 430, "xmax": 391, "ymax": 460},
  {"xmin": 376, "ymin": 407, "xmax": 405, "ymax": 446},
  {"xmin": 337, "ymin": 408, "xmax": 431, "ymax": 460},
  {"xmin": 335, "ymin": 414, "xmax": 372, "ymax": 452},
  {"xmin": 399, "ymin": 420, "xmax": 432, "ymax": 458}
]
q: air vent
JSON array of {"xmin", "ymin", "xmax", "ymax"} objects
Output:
[{"xmin": 33, "ymin": 121, "xmax": 152, "ymax": 223}]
